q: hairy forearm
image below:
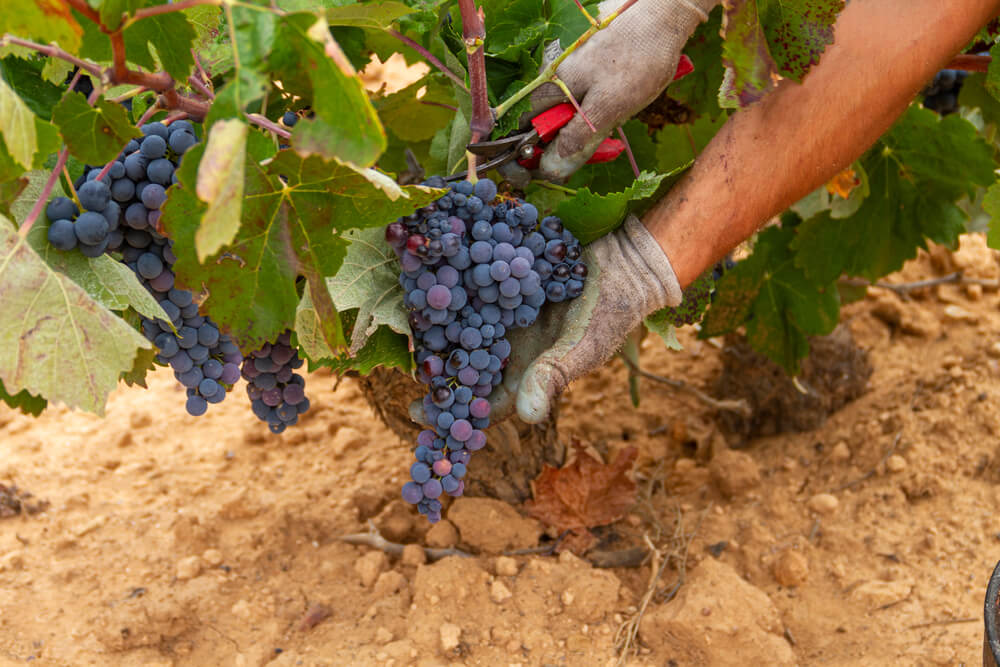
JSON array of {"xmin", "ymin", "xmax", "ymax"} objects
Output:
[{"xmin": 646, "ymin": 0, "xmax": 1000, "ymax": 287}]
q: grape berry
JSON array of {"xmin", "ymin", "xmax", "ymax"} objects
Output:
[
  {"xmin": 389, "ymin": 176, "xmax": 587, "ymax": 522},
  {"xmin": 922, "ymin": 69, "xmax": 967, "ymax": 116}
]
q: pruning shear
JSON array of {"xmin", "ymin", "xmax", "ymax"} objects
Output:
[{"xmin": 448, "ymin": 54, "xmax": 694, "ymax": 181}]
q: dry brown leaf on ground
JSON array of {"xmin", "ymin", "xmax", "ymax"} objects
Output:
[{"xmin": 525, "ymin": 442, "xmax": 638, "ymax": 536}]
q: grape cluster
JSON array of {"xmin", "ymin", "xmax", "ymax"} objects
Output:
[
  {"xmin": 387, "ymin": 176, "xmax": 587, "ymax": 522},
  {"xmin": 45, "ymin": 121, "xmax": 243, "ymax": 417},
  {"xmin": 241, "ymin": 331, "xmax": 311, "ymax": 434},
  {"xmin": 923, "ymin": 69, "xmax": 968, "ymax": 115}
]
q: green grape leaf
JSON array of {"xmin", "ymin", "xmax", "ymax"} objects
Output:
[
  {"xmin": 719, "ymin": 0, "xmax": 778, "ymax": 108},
  {"xmin": 981, "ymin": 181, "xmax": 1000, "ymax": 250},
  {"xmin": 279, "ymin": 13, "xmax": 386, "ymax": 167},
  {"xmin": 986, "ymin": 41, "xmax": 1000, "ymax": 101},
  {"xmin": 654, "ymin": 113, "xmax": 727, "ymax": 174},
  {"xmin": 701, "ymin": 225, "xmax": 838, "ymax": 374},
  {"xmin": 0, "ymin": 56, "xmax": 64, "ymax": 120},
  {"xmin": 481, "ymin": 0, "xmax": 595, "ymax": 62},
  {"xmin": 429, "ymin": 109, "xmax": 471, "ymax": 178},
  {"xmin": 326, "ymin": 1, "xmax": 414, "ymax": 28},
  {"xmin": 668, "ymin": 7, "xmax": 726, "ymax": 120},
  {"xmin": 374, "ymin": 74, "xmax": 456, "ymax": 143},
  {"xmin": 327, "ymin": 225, "xmax": 413, "ymax": 354},
  {"xmin": 121, "ymin": 344, "xmax": 157, "ymax": 388},
  {"xmin": 162, "ymin": 146, "xmax": 438, "ymax": 352},
  {"xmin": 647, "ymin": 270, "xmax": 714, "ymax": 330},
  {"xmin": 182, "ymin": 5, "xmax": 222, "ymax": 50},
  {"xmin": 793, "ymin": 107, "xmax": 994, "ymax": 283},
  {"xmin": 51, "ymin": 92, "xmax": 142, "ymax": 166},
  {"xmin": 557, "ymin": 170, "xmax": 667, "ymax": 244},
  {"xmin": 0, "ymin": 137, "xmax": 28, "ymax": 218},
  {"xmin": 123, "ymin": 12, "xmax": 197, "ymax": 82},
  {"xmin": 958, "ymin": 72, "xmax": 1000, "ymax": 127},
  {"xmin": 0, "ymin": 377, "xmax": 46, "ymax": 416},
  {"xmin": 0, "ymin": 1, "xmax": 83, "ymax": 55},
  {"xmin": 643, "ymin": 314, "xmax": 683, "ymax": 351},
  {"xmin": 41, "ymin": 58, "xmax": 73, "ymax": 86},
  {"xmin": 0, "ymin": 216, "xmax": 152, "ymax": 415},
  {"xmin": 0, "ymin": 74, "xmax": 41, "ymax": 168},
  {"xmin": 326, "ymin": 324, "xmax": 412, "ymax": 374},
  {"xmin": 195, "ymin": 119, "xmax": 248, "ymax": 262},
  {"xmin": 566, "ymin": 120, "xmax": 659, "ymax": 196},
  {"xmin": 758, "ymin": 0, "xmax": 842, "ymax": 82}
]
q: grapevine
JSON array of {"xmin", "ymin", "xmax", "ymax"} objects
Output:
[{"xmin": 0, "ymin": 0, "xmax": 997, "ymax": 529}]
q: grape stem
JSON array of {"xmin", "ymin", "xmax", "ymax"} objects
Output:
[
  {"xmin": 553, "ymin": 77, "xmax": 596, "ymax": 133},
  {"xmin": 617, "ymin": 126, "xmax": 640, "ymax": 179},
  {"xmin": 18, "ymin": 147, "xmax": 70, "ymax": 239},
  {"xmin": 0, "ymin": 35, "xmax": 102, "ymax": 78},
  {"xmin": 187, "ymin": 74, "xmax": 215, "ymax": 101},
  {"xmin": 386, "ymin": 30, "xmax": 469, "ymax": 93},
  {"xmin": 245, "ymin": 113, "xmax": 292, "ymax": 140}
]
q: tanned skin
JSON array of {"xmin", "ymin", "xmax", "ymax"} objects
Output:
[{"xmin": 645, "ymin": 0, "xmax": 1000, "ymax": 287}]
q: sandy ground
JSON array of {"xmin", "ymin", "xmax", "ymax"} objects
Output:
[{"xmin": 2, "ymin": 235, "xmax": 1000, "ymax": 667}]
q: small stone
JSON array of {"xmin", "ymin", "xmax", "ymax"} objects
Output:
[
  {"xmin": 807, "ymin": 493, "xmax": 839, "ymax": 515},
  {"xmin": 202, "ymin": 549, "xmax": 223, "ymax": 567},
  {"xmin": 851, "ymin": 580, "xmax": 912, "ymax": 607},
  {"xmin": 989, "ymin": 342, "xmax": 1000, "ymax": 359},
  {"xmin": 886, "ymin": 455, "xmax": 907, "ymax": 473},
  {"xmin": 0, "ymin": 550, "xmax": 25, "ymax": 572},
  {"xmin": 561, "ymin": 589, "xmax": 575, "ymax": 606},
  {"xmin": 401, "ymin": 543, "xmax": 427, "ymax": 567},
  {"xmin": 439, "ymin": 623, "xmax": 461, "ymax": 652},
  {"xmin": 176, "ymin": 555, "xmax": 203, "ymax": 580},
  {"xmin": 490, "ymin": 580, "xmax": 512, "ymax": 603},
  {"xmin": 331, "ymin": 426, "xmax": 366, "ymax": 455},
  {"xmin": 494, "ymin": 556, "xmax": 519, "ymax": 577},
  {"xmin": 709, "ymin": 449, "xmax": 761, "ymax": 499},
  {"xmin": 943, "ymin": 304, "xmax": 976, "ymax": 322},
  {"xmin": 772, "ymin": 550, "xmax": 809, "ymax": 587},
  {"xmin": 966, "ymin": 283, "xmax": 983, "ymax": 301},
  {"xmin": 425, "ymin": 519, "xmax": 459, "ymax": 548},
  {"xmin": 375, "ymin": 627, "xmax": 394, "ymax": 644},
  {"xmin": 374, "ymin": 570, "xmax": 407, "ymax": 596},
  {"xmin": 830, "ymin": 441, "xmax": 851, "ymax": 463},
  {"xmin": 355, "ymin": 550, "xmax": 388, "ymax": 588},
  {"xmin": 129, "ymin": 411, "xmax": 152, "ymax": 429}
]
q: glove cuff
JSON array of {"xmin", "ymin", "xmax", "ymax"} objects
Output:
[{"xmin": 619, "ymin": 214, "xmax": 684, "ymax": 310}]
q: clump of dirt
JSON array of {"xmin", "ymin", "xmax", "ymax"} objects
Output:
[
  {"xmin": 2, "ymin": 237, "xmax": 1000, "ymax": 666},
  {"xmin": 0, "ymin": 483, "xmax": 47, "ymax": 518},
  {"xmin": 712, "ymin": 324, "xmax": 873, "ymax": 440}
]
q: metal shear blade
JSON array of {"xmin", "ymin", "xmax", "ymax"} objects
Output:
[{"xmin": 444, "ymin": 129, "xmax": 540, "ymax": 181}]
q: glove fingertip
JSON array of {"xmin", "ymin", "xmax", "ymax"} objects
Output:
[
  {"xmin": 408, "ymin": 398, "xmax": 426, "ymax": 426},
  {"xmin": 515, "ymin": 363, "xmax": 554, "ymax": 424}
]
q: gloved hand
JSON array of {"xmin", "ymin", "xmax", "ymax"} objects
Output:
[
  {"xmin": 531, "ymin": 0, "xmax": 718, "ymax": 180},
  {"xmin": 408, "ymin": 215, "xmax": 683, "ymax": 428}
]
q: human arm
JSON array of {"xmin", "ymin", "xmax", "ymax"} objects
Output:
[
  {"xmin": 512, "ymin": 0, "xmax": 1000, "ymax": 423},
  {"xmin": 649, "ymin": 0, "xmax": 1000, "ymax": 287}
]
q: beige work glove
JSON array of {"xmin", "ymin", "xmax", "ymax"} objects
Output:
[
  {"xmin": 532, "ymin": 0, "xmax": 719, "ymax": 180},
  {"xmin": 496, "ymin": 215, "xmax": 683, "ymax": 423}
]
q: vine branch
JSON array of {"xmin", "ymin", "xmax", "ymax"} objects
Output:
[
  {"xmin": 948, "ymin": 54, "xmax": 991, "ymax": 72},
  {"xmin": 386, "ymin": 29, "xmax": 468, "ymax": 93},
  {"xmin": 618, "ymin": 354, "xmax": 752, "ymax": 417},
  {"xmin": 456, "ymin": 0, "xmax": 493, "ymax": 140},
  {"xmin": 0, "ymin": 35, "xmax": 102, "ymax": 77},
  {"xmin": 246, "ymin": 113, "xmax": 291, "ymax": 140},
  {"xmin": 19, "ymin": 147, "xmax": 70, "ymax": 239}
]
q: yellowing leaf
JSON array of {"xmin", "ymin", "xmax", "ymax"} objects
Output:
[
  {"xmin": 0, "ymin": 76, "xmax": 37, "ymax": 168},
  {"xmin": 0, "ymin": 217, "xmax": 151, "ymax": 414},
  {"xmin": 825, "ymin": 166, "xmax": 859, "ymax": 199},
  {"xmin": 195, "ymin": 119, "xmax": 247, "ymax": 261}
]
